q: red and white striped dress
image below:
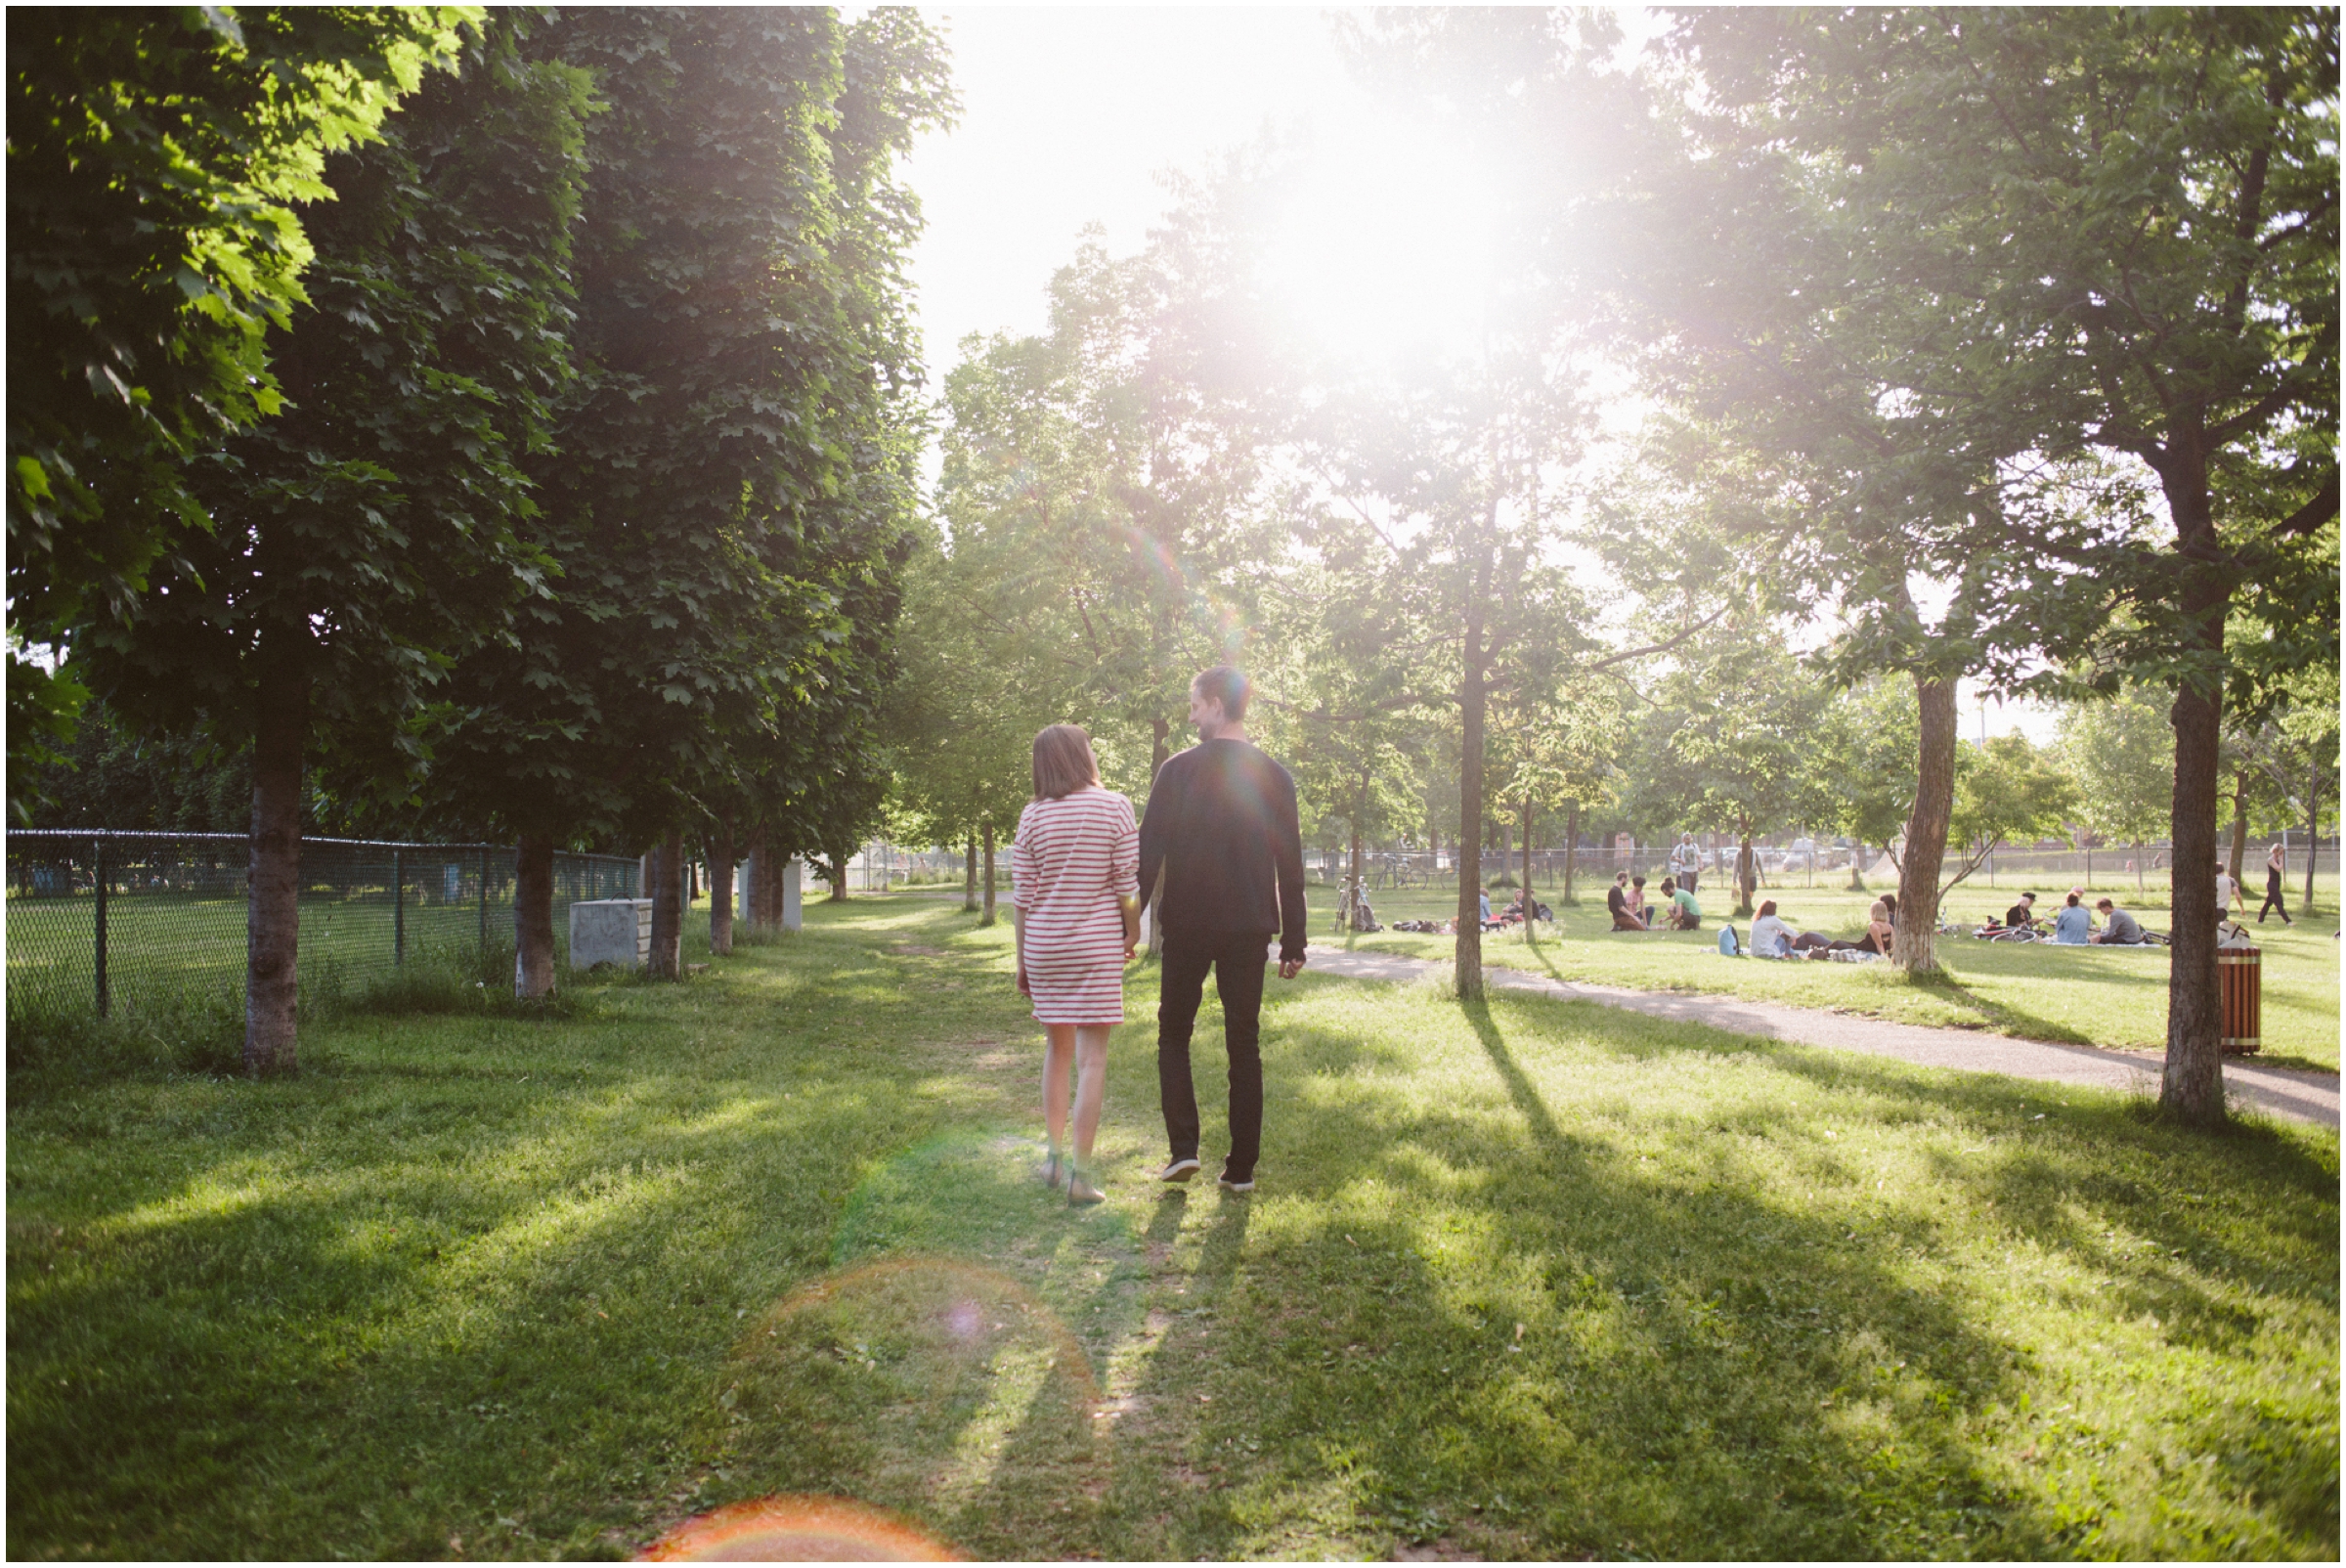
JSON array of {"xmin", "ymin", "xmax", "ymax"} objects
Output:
[{"xmin": 1010, "ymin": 786, "xmax": 1139, "ymax": 1024}]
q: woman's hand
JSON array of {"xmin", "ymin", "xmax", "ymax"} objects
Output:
[{"xmin": 1016, "ymin": 966, "xmax": 1032, "ymax": 997}]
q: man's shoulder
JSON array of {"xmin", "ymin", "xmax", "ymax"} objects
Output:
[{"xmin": 1186, "ymin": 739, "xmax": 1295, "ymax": 783}]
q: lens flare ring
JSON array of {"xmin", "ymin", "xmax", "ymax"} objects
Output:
[{"xmin": 636, "ymin": 1493, "xmax": 960, "ymax": 1561}]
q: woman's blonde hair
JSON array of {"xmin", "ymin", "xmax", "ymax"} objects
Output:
[
  {"xmin": 1868, "ymin": 899, "xmax": 1890, "ymax": 924},
  {"xmin": 1031, "ymin": 723, "xmax": 1102, "ymax": 801}
]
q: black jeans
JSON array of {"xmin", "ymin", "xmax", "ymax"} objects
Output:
[
  {"xmin": 1157, "ymin": 929, "xmax": 1271, "ymax": 1180},
  {"xmin": 2260, "ymin": 872, "xmax": 2291, "ymax": 923}
]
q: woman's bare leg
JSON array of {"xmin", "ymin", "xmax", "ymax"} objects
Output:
[
  {"xmin": 1067, "ymin": 1024, "xmax": 1112, "ymax": 1202},
  {"xmin": 1042, "ymin": 1024, "xmax": 1076, "ymax": 1168}
]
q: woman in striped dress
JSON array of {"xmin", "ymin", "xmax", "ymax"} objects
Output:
[{"xmin": 1010, "ymin": 724, "xmax": 1140, "ymax": 1205}]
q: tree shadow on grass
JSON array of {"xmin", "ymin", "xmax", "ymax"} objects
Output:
[
  {"xmin": 1127, "ymin": 975, "xmax": 2339, "ymax": 1559},
  {"xmin": 10, "ymin": 901, "xmax": 2330, "ymax": 1561}
]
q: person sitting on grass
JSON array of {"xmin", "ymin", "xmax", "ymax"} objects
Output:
[
  {"xmin": 2001, "ymin": 892, "xmax": 2039, "ymax": 931},
  {"xmin": 1627, "ymin": 874, "xmax": 1653, "ymax": 928},
  {"xmin": 2090, "ymin": 897, "xmax": 2146, "ymax": 945},
  {"xmin": 1661, "ymin": 875, "xmax": 1702, "ymax": 931},
  {"xmin": 1607, "ymin": 873, "xmax": 1644, "ymax": 932},
  {"xmin": 2053, "ymin": 891, "xmax": 2093, "ymax": 944},
  {"xmin": 1749, "ymin": 899, "xmax": 1793, "ymax": 958},
  {"xmin": 1853, "ymin": 899, "xmax": 1894, "ymax": 956}
]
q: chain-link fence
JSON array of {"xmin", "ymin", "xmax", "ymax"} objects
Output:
[{"xmin": 6, "ymin": 831, "xmax": 638, "ymax": 1023}]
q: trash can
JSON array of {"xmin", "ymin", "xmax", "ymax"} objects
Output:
[{"xmin": 2218, "ymin": 944, "xmax": 2261, "ymax": 1055}]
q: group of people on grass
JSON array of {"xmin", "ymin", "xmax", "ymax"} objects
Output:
[
  {"xmin": 1986, "ymin": 889, "xmax": 2149, "ymax": 944},
  {"xmin": 1605, "ymin": 870, "xmax": 1702, "ymax": 932}
]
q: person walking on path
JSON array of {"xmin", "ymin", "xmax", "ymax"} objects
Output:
[
  {"xmin": 2259, "ymin": 843, "xmax": 2294, "ymax": 926},
  {"xmin": 1670, "ymin": 833, "xmax": 1700, "ymax": 894},
  {"xmin": 1138, "ymin": 666, "xmax": 1306, "ymax": 1194},
  {"xmin": 1011, "ymin": 724, "xmax": 1140, "ymax": 1207}
]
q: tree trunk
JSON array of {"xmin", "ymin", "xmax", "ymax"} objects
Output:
[
  {"xmin": 2159, "ymin": 448, "xmax": 2229, "ymax": 1126},
  {"xmin": 2165, "ymin": 678, "xmax": 2226, "ymax": 1122},
  {"xmin": 1455, "ymin": 542, "xmax": 1490, "ymax": 1000},
  {"xmin": 1735, "ymin": 818, "xmax": 1756, "ymax": 916},
  {"xmin": 2226, "ymin": 771, "xmax": 2250, "ymax": 884},
  {"xmin": 1562, "ymin": 800, "xmax": 1579, "ymax": 904},
  {"xmin": 709, "ymin": 821, "xmax": 735, "ymax": 957},
  {"xmin": 244, "ymin": 655, "xmax": 308, "ymax": 1075},
  {"xmin": 514, "ymin": 832, "xmax": 556, "ymax": 998},
  {"xmin": 963, "ymin": 828, "xmax": 978, "ymax": 914},
  {"xmin": 1522, "ymin": 796, "xmax": 1535, "ymax": 901},
  {"xmin": 827, "ymin": 841, "xmax": 850, "ymax": 901},
  {"xmin": 1349, "ymin": 769, "xmax": 1368, "ymax": 918},
  {"xmin": 649, "ymin": 830, "xmax": 683, "ymax": 980},
  {"xmin": 1894, "ymin": 673, "xmax": 1959, "ymax": 975},
  {"xmin": 1148, "ymin": 716, "xmax": 1170, "ymax": 955},
  {"xmin": 2305, "ymin": 760, "xmax": 2321, "ymax": 914},
  {"xmin": 980, "ymin": 819, "xmax": 998, "ymax": 928}
]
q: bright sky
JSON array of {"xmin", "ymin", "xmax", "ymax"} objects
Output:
[
  {"xmin": 897, "ymin": 5, "xmax": 2061, "ymax": 744},
  {"xmin": 903, "ymin": 7, "xmax": 1357, "ymax": 377}
]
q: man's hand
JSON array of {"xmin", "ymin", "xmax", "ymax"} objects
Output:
[{"xmin": 1278, "ymin": 956, "xmax": 1305, "ymax": 980}]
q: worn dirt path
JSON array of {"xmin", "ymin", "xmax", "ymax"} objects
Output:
[{"xmin": 1303, "ymin": 946, "xmax": 2339, "ymax": 1128}]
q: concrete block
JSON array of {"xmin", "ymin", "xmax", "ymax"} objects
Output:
[{"xmin": 570, "ymin": 898, "xmax": 651, "ymax": 969}]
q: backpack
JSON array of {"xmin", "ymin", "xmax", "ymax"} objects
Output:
[{"xmin": 1717, "ymin": 925, "xmax": 1741, "ymax": 956}]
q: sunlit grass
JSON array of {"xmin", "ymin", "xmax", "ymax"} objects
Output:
[{"xmin": 7, "ymin": 894, "xmax": 2335, "ymax": 1559}]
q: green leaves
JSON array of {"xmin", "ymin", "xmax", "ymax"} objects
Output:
[{"xmin": 7, "ymin": 6, "xmax": 475, "ymax": 676}]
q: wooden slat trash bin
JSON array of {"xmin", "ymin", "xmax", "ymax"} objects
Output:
[{"xmin": 2218, "ymin": 945, "xmax": 2261, "ymax": 1055}]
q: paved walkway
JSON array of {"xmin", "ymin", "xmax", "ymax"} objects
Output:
[{"xmin": 1305, "ymin": 947, "xmax": 2340, "ymax": 1128}]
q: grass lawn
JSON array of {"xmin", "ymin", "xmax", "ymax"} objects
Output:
[
  {"xmin": 8, "ymin": 894, "xmax": 2337, "ymax": 1559},
  {"xmin": 1325, "ymin": 878, "xmax": 2342, "ymax": 1073}
]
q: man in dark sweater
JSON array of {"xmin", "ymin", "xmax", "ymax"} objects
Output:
[{"xmin": 1138, "ymin": 666, "xmax": 1307, "ymax": 1193}]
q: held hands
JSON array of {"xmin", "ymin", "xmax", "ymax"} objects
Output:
[{"xmin": 1278, "ymin": 956, "xmax": 1305, "ymax": 980}]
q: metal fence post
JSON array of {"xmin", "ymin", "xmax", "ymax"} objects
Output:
[
  {"xmin": 479, "ymin": 846, "xmax": 491, "ymax": 956},
  {"xmin": 93, "ymin": 835, "xmax": 109, "ymax": 1020},
  {"xmin": 392, "ymin": 849, "xmax": 405, "ymax": 966}
]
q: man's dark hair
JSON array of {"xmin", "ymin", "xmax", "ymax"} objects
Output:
[
  {"xmin": 1192, "ymin": 665, "xmax": 1250, "ymax": 721},
  {"xmin": 2020, "ymin": 891, "xmax": 2036, "ymax": 901}
]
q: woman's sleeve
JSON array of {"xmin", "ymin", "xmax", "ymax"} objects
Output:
[
  {"xmin": 1110, "ymin": 795, "xmax": 1140, "ymax": 900},
  {"xmin": 1010, "ymin": 806, "xmax": 1035, "ymax": 909}
]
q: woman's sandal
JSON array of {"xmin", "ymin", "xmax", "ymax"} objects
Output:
[
  {"xmin": 1041, "ymin": 1152, "xmax": 1065, "ymax": 1191},
  {"xmin": 1067, "ymin": 1171, "xmax": 1105, "ymax": 1206}
]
